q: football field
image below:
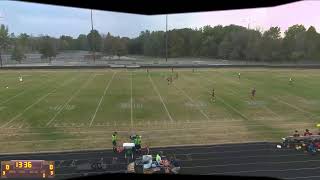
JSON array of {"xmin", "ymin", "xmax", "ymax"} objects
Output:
[{"xmin": 0, "ymin": 68, "xmax": 320, "ymax": 153}]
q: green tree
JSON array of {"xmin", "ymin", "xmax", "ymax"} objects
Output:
[
  {"xmin": 87, "ymin": 30, "xmax": 102, "ymax": 52},
  {"xmin": 0, "ymin": 24, "xmax": 10, "ymax": 67},
  {"xmin": 76, "ymin": 34, "xmax": 89, "ymax": 50},
  {"xmin": 17, "ymin": 33, "xmax": 30, "ymax": 52},
  {"xmin": 39, "ymin": 36, "xmax": 57, "ymax": 63},
  {"xmin": 11, "ymin": 44, "xmax": 25, "ymax": 63}
]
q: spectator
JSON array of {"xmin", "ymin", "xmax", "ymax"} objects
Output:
[
  {"xmin": 304, "ymin": 129, "xmax": 312, "ymax": 136},
  {"xmin": 293, "ymin": 130, "xmax": 300, "ymax": 137}
]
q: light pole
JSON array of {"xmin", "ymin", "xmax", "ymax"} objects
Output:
[
  {"xmin": 165, "ymin": 14, "xmax": 168, "ymax": 62},
  {"xmin": 91, "ymin": 9, "xmax": 96, "ymax": 63},
  {"xmin": 0, "ymin": 16, "xmax": 4, "ymax": 68}
]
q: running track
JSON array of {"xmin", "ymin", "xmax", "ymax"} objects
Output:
[{"xmin": 0, "ymin": 142, "xmax": 319, "ymax": 179}]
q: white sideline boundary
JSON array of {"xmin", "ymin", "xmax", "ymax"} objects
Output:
[
  {"xmin": 1, "ymin": 76, "xmax": 78, "ymax": 128},
  {"xmin": 148, "ymin": 75, "xmax": 174, "ymax": 123},
  {"xmin": 89, "ymin": 72, "xmax": 116, "ymax": 127},
  {"xmin": 46, "ymin": 74, "xmax": 95, "ymax": 126},
  {"xmin": 172, "ymin": 83, "xmax": 210, "ymax": 121},
  {"xmin": 0, "ymin": 73, "xmax": 53, "ymax": 106},
  {"xmin": 0, "ymin": 140, "xmax": 272, "ymax": 156},
  {"xmin": 0, "ymin": 121, "xmax": 312, "ymax": 136},
  {"xmin": 272, "ymin": 97, "xmax": 316, "ymax": 117}
]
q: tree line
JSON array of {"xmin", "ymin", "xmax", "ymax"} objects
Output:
[{"xmin": 1, "ymin": 24, "xmax": 320, "ymax": 63}]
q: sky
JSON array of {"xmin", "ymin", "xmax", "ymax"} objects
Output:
[{"xmin": 0, "ymin": 0, "xmax": 320, "ymax": 38}]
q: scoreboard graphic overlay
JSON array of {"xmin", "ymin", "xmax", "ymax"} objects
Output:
[{"xmin": 1, "ymin": 160, "xmax": 55, "ymax": 178}]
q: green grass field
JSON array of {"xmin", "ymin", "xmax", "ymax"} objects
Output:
[{"xmin": 0, "ymin": 68, "xmax": 320, "ymax": 153}]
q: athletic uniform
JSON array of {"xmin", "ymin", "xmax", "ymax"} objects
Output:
[
  {"xmin": 251, "ymin": 88, "xmax": 256, "ymax": 99},
  {"xmin": 112, "ymin": 133, "xmax": 117, "ymax": 146},
  {"xmin": 238, "ymin": 73, "xmax": 241, "ymax": 79},
  {"xmin": 211, "ymin": 89, "xmax": 215, "ymax": 102}
]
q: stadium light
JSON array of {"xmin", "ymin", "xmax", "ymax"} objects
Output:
[
  {"xmin": 91, "ymin": 9, "xmax": 96, "ymax": 63},
  {"xmin": 165, "ymin": 14, "xmax": 168, "ymax": 62},
  {"xmin": 0, "ymin": 15, "xmax": 4, "ymax": 68}
]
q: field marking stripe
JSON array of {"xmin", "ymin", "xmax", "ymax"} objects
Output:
[
  {"xmin": 1, "ymin": 118, "xmax": 313, "ymax": 131},
  {"xmin": 0, "ymin": 141, "xmax": 271, "ymax": 156},
  {"xmin": 2, "ymin": 74, "xmax": 79, "ymax": 127},
  {"xmin": 172, "ymin": 82, "xmax": 210, "ymax": 121},
  {"xmin": 0, "ymin": 132, "xmax": 274, "ymax": 144},
  {"xmin": 201, "ymin": 72, "xmax": 283, "ymax": 120},
  {"xmin": 0, "ymin": 123, "xmax": 307, "ymax": 137},
  {"xmin": 1, "ymin": 93, "xmax": 51, "ymax": 128},
  {"xmin": 272, "ymin": 97, "xmax": 316, "ymax": 117},
  {"xmin": 0, "ymin": 73, "xmax": 53, "ymax": 106},
  {"xmin": 130, "ymin": 72, "xmax": 133, "ymax": 131},
  {"xmin": 46, "ymin": 74, "xmax": 95, "ymax": 126},
  {"xmin": 89, "ymin": 72, "xmax": 116, "ymax": 127},
  {"xmin": 148, "ymin": 75, "xmax": 173, "ymax": 123}
]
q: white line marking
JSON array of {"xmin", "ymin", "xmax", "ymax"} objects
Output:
[
  {"xmin": 46, "ymin": 75, "xmax": 95, "ymax": 126},
  {"xmin": 172, "ymin": 83, "xmax": 210, "ymax": 120},
  {"xmin": 130, "ymin": 72, "xmax": 133, "ymax": 131},
  {"xmin": 2, "ymin": 75, "xmax": 79, "ymax": 128},
  {"xmin": 0, "ymin": 74, "xmax": 53, "ymax": 106},
  {"xmin": 0, "ymin": 133, "xmax": 274, "ymax": 145},
  {"xmin": 89, "ymin": 72, "xmax": 116, "ymax": 127},
  {"xmin": 0, "ymin": 140, "xmax": 271, "ymax": 156},
  {"xmin": 148, "ymin": 75, "xmax": 173, "ymax": 122},
  {"xmin": 272, "ymin": 97, "xmax": 316, "ymax": 117},
  {"xmin": 1, "ymin": 93, "xmax": 51, "ymax": 128}
]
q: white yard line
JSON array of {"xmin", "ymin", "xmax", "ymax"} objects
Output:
[
  {"xmin": 272, "ymin": 97, "xmax": 316, "ymax": 117},
  {"xmin": 0, "ymin": 121, "xmax": 311, "ymax": 136},
  {"xmin": 89, "ymin": 72, "xmax": 116, "ymax": 127},
  {"xmin": 0, "ymin": 134, "xmax": 273, "ymax": 146},
  {"xmin": 0, "ymin": 90, "xmax": 29, "ymax": 106},
  {"xmin": 1, "ymin": 94, "xmax": 51, "ymax": 128},
  {"xmin": 194, "ymin": 73, "xmax": 284, "ymax": 122},
  {"xmin": 130, "ymin": 72, "xmax": 133, "ymax": 131},
  {"xmin": 148, "ymin": 75, "xmax": 174, "ymax": 123},
  {"xmin": 172, "ymin": 83, "xmax": 210, "ymax": 120},
  {"xmin": 46, "ymin": 75, "xmax": 95, "ymax": 127},
  {"xmin": 0, "ymin": 74, "xmax": 77, "ymax": 128},
  {"xmin": 0, "ymin": 74, "xmax": 52, "ymax": 106}
]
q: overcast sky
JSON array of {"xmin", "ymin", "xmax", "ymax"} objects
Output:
[{"xmin": 0, "ymin": 0, "xmax": 319, "ymax": 38}]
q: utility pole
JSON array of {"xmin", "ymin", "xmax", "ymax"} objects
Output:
[
  {"xmin": 91, "ymin": 9, "xmax": 96, "ymax": 63},
  {"xmin": 165, "ymin": 14, "xmax": 168, "ymax": 62},
  {"xmin": 0, "ymin": 15, "xmax": 4, "ymax": 68}
]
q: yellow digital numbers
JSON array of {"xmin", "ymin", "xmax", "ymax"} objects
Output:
[
  {"xmin": 49, "ymin": 164, "xmax": 53, "ymax": 170},
  {"xmin": 15, "ymin": 161, "xmax": 32, "ymax": 169},
  {"xmin": 50, "ymin": 171, "xmax": 54, "ymax": 176},
  {"xmin": 2, "ymin": 171, "xmax": 5, "ymax": 176},
  {"xmin": 5, "ymin": 165, "xmax": 9, "ymax": 170}
]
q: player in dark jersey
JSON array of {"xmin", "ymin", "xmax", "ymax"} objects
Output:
[
  {"xmin": 211, "ymin": 88, "xmax": 215, "ymax": 102},
  {"xmin": 251, "ymin": 88, "xmax": 256, "ymax": 100}
]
